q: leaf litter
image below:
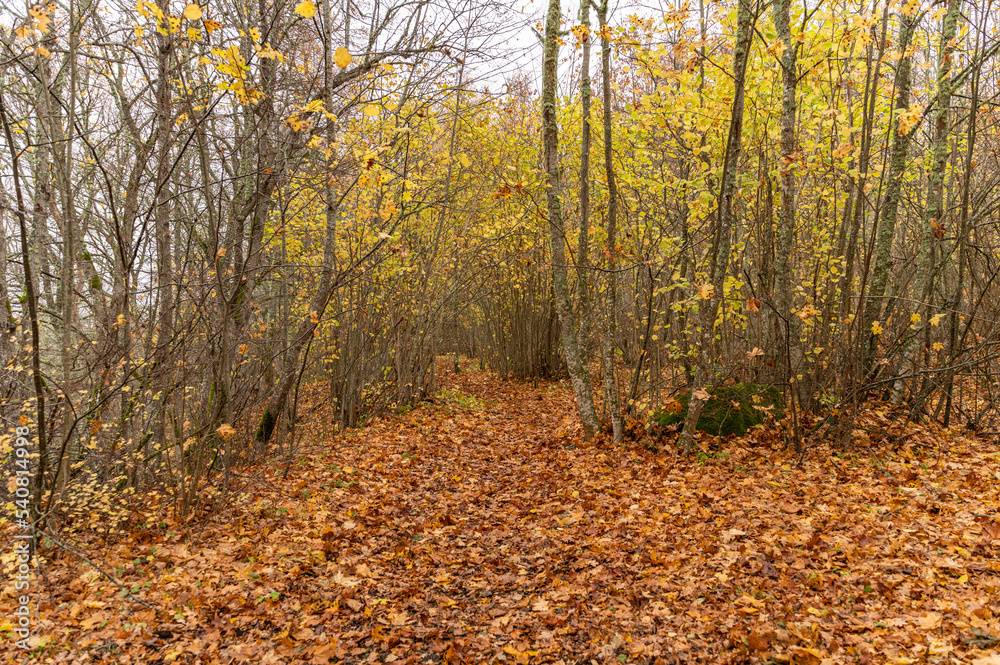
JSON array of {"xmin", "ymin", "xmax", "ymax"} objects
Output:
[{"xmin": 3, "ymin": 368, "xmax": 1000, "ymax": 664}]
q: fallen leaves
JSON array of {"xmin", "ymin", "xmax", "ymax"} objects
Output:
[{"xmin": 4, "ymin": 366, "xmax": 1000, "ymax": 663}]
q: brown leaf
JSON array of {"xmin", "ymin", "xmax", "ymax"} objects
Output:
[{"xmin": 747, "ymin": 628, "xmax": 774, "ymax": 651}]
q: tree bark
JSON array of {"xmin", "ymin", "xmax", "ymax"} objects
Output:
[
  {"xmin": 679, "ymin": 0, "xmax": 754, "ymax": 453},
  {"xmin": 257, "ymin": 0, "xmax": 344, "ymax": 443},
  {"xmin": 152, "ymin": 19, "xmax": 176, "ymax": 456},
  {"xmin": 772, "ymin": 0, "xmax": 803, "ymax": 442},
  {"xmin": 862, "ymin": 10, "xmax": 917, "ymax": 376},
  {"xmin": 0, "ymin": 84, "xmax": 47, "ymax": 536},
  {"xmin": 542, "ymin": 0, "xmax": 600, "ymax": 440},
  {"xmin": 908, "ymin": 0, "xmax": 962, "ymax": 418},
  {"xmin": 577, "ymin": 0, "xmax": 593, "ymax": 355},
  {"xmin": 598, "ymin": 0, "xmax": 622, "ymax": 443}
]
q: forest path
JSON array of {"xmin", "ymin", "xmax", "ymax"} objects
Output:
[{"xmin": 25, "ymin": 367, "xmax": 1000, "ymax": 664}]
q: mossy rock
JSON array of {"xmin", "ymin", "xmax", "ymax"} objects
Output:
[{"xmin": 652, "ymin": 383, "xmax": 784, "ymax": 437}]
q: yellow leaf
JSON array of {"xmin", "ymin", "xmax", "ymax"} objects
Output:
[
  {"xmin": 363, "ymin": 104, "xmax": 380, "ymax": 117},
  {"xmin": 295, "ymin": 0, "xmax": 316, "ymax": 17},
  {"xmin": 871, "ymin": 321, "xmax": 883, "ymax": 336},
  {"xmin": 910, "ymin": 312, "xmax": 921, "ymax": 325},
  {"xmin": 930, "ymin": 313, "xmax": 945, "ymax": 326},
  {"xmin": 698, "ymin": 283, "xmax": 714, "ymax": 300},
  {"xmin": 335, "ymin": 46, "xmax": 351, "ymax": 68},
  {"xmin": 183, "ymin": 4, "xmax": 202, "ymax": 20},
  {"xmin": 216, "ymin": 424, "xmax": 236, "ymax": 440}
]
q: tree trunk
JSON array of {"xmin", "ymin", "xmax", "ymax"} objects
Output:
[
  {"xmin": 598, "ymin": 0, "xmax": 622, "ymax": 443},
  {"xmin": 257, "ymin": 0, "xmax": 344, "ymax": 443},
  {"xmin": 577, "ymin": 0, "xmax": 593, "ymax": 356},
  {"xmin": 909, "ymin": 0, "xmax": 962, "ymax": 418},
  {"xmin": 944, "ymin": 6, "xmax": 980, "ymax": 426},
  {"xmin": 862, "ymin": 10, "xmax": 917, "ymax": 376},
  {"xmin": 153, "ymin": 21, "xmax": 176, "ymax": 457},
  {"xmin": 0, "ymin": 85, "xmax": 47, "ymax": 537},
  {"xmin": 678, "ymin": 0, "xmax": 754, "ymax": 453},
  {"xmin": 542, "ymin": 0, "xmax": 600, "ymax": 439},
  {"xmin": 772, "ymin": 0, "xmax": 803, "ymax": 428}
]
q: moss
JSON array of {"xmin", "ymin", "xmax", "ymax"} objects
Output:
[
  {"xmin": 652, "ymin": 383, "xmax": 784, "ymax": 437},
  {"xmin": 89, "ymin": 274, "xmax": 102, "ymax": 291},
  {"xmin": 255, "ymin": 409, "xmax": 276, "ymax": 442}
]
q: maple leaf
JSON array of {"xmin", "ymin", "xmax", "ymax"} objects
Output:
[{"xmin": 531, "ymin": 597, "xmax": 550, "ymax": 612}]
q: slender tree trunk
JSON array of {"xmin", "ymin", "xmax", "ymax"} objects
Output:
[
  {"xmin": 258, "ymin": 0, "xmax": 345, "ymax": 443},
  {"xmin": 862, "ymin": 10, "xmax": 917, "ymax": 375},
  {"xmin": 542, "ymin": 0, "xmax": 600, "ymax": 439},
  {"xmin": 908, "ymin": 0, "xmax": 962, "ymax": 418},
  {"xmin": 598, "ymin": 0, "xmax": 622, "ymax": 443},
  {"xmin": 839, "ymin": 0, "xmax": 887, "ymax": 319},
  {"xmin": 679, "ymin": 0, "xmax": 754, "ymax": 453},
  {"xmin": 53, "ymin": 0, "xmax": 83, "ymax": 502},
  {"xmin": 0, "ymin": 85, "xmax": 47, "ymax": 537},
  {"xmin": 944, "ymin": 10, "xmax": 981, "ymax": 426},
  {"xmin": 577, "ymin": 0, "xmax": 593, "ymax": 355},
  {"xmin": 153, "ymin": 21, "xmax": 175, "ymax": 458},
  {"xmin": 0, "ymin": 192, "xmax": 14, "ymax": 419},
  {"xmin": 773, "ymin": 0, "xmax": 803, "ymax": 429}
]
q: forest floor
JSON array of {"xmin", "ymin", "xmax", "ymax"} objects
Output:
[{"xmin": 4, "ymin": 365, "xmax": 1000, "ymax": 664}]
